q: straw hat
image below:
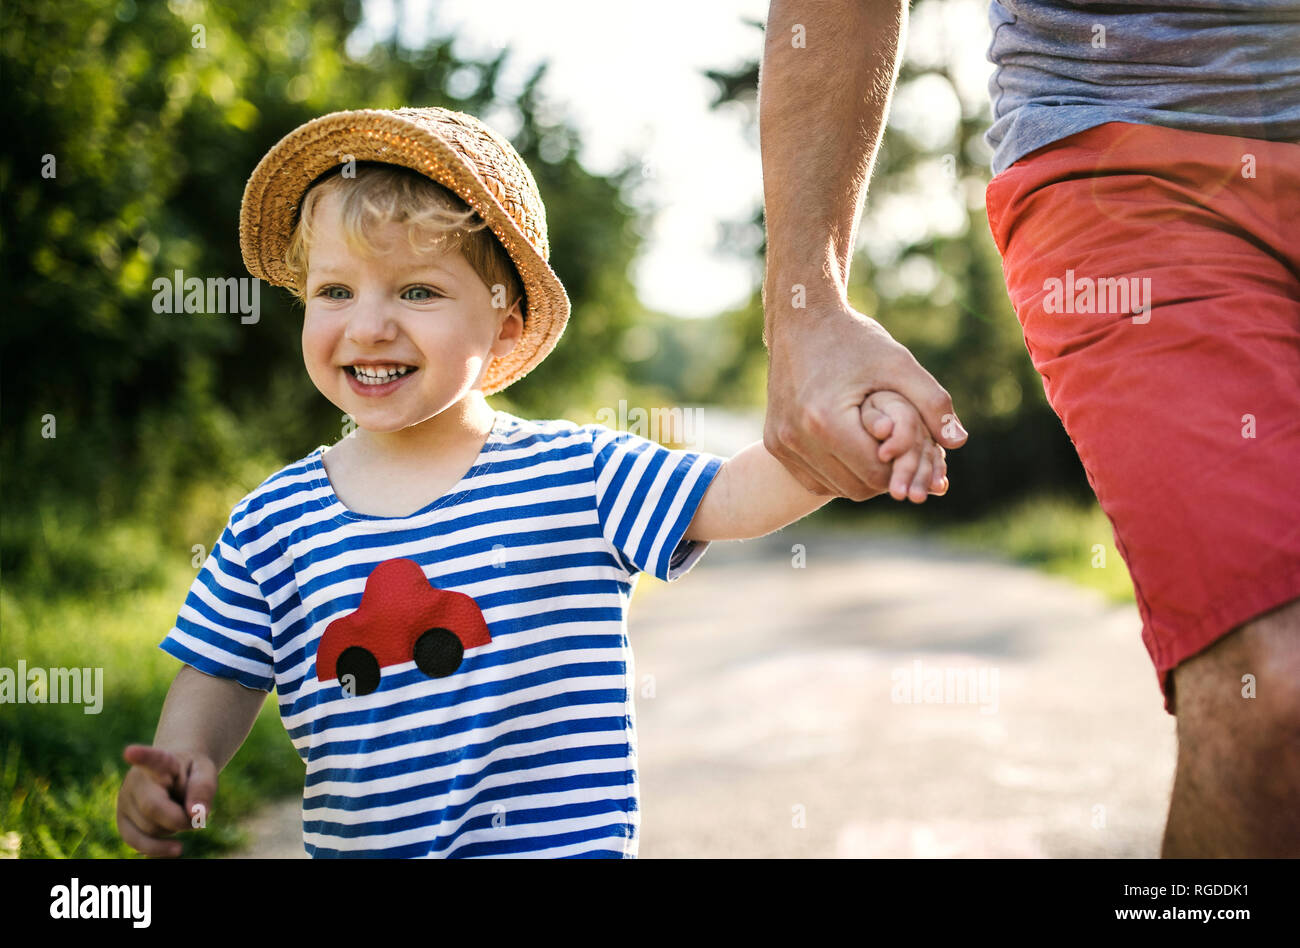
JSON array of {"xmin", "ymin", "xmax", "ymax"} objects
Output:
[{"xmin": 239, "ymin": 107, "xmax": 569, "ymax": 395}]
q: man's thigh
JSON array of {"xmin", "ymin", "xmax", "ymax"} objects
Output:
[
  {"xmin": 985, "ymin": 122, "xmax": 1300, "ymax": 713},
  {"xmin": 1173, "ymin": 597, "xmax": 1300, "ymax": 730}
]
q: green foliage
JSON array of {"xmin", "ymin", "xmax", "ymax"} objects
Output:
[
  {"xmin": 941, "ymin": 495, "xmax": 1136, "ymax": 603},
  {"xmin": 1, "ymin": 0, "xmax": 647, "ymax": 586},
  {"xmin": 0, "ymin": 0, "xmax": 1119, "ymax": 860},
  {"xmin": 1, "ymin": 0, "xmax": 646, "ymax": 859},
  {"xmin": 669, "ymin": 10, "xmax": 1092, "ymax": 516},
  {"xmin": 0, "ymin": 548, "xmax": 302, "ymax": 858},
  {"xmin": 802, "ymin": 495, "xmax": 1135, "ymax": 604}
]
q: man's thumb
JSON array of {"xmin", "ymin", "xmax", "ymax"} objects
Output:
[{"xmin": 898, "ymin": 368, "xmax": 966, "ymax": 449}]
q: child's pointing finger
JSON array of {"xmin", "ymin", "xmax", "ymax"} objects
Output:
[{"xmin": 123, "ymin": 744, "xmax": 183, "ymax": 790}]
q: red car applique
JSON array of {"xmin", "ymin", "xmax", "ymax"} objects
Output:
[{"xmin": 315, "ymin": 558, "xmax": 492, "ymax": 696}]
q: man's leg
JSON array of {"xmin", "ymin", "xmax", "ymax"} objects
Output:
[
  {"xmin": 1162, "ymin": 597, "xmax": 1300, "ymax": 856},
  {"xmin": 984, "ymin": 123, "xmax": 1300, "ymax": 854}
]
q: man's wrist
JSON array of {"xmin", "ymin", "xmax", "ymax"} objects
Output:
[{"xmin": 762, "ymin": 272, "xmax": 848, "ymax": 337}]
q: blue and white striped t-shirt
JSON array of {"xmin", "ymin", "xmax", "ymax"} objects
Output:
[{"xmin": 159, "ymin": 410, "xmax": 724, "ymax": 858}]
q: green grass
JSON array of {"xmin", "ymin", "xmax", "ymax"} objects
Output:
[
  {"xmin": 0, "ymin": 553, "xmax": 303, "ymax": 859},
  {"xmin": 807, "ymin": 493, "xmax": 1137, "ymax": 604},
  {"xmin": 940, "ymin": 495, "xmax": 1136, "ymax": 603},
  {"xmin": 1, "ymin": 489, "xmax": 1133, "ymax": 860}
]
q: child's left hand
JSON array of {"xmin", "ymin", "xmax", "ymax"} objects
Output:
[{"xmin": 860, "ymin": 390, "xmax": 949, "ymax": 503}]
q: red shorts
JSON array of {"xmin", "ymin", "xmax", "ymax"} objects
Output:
[{"xmin": 985, "ymin": 122, "xmax": 1300, "ymax": 715}]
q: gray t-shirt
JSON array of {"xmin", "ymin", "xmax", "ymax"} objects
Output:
[{"xmin": 985, "ymin": 0, "xmax": 1300, "ymax": 174}]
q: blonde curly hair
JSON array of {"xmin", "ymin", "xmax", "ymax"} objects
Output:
[{"xmin": 283, "ymin": 162, "xmax": 526, "ymax": 317}]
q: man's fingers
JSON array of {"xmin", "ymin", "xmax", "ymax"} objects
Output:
[
  {"xmin": 788, "ymin": 437, "xmax": 876, "ymax": 500},
  {"xmin": 822, "ymin": 416, "xmax": 894, "ymax": 501},
  {"xmin": 822, "ymin": 449, "xmax": 884, "ymax": 501},
  {"xmin": 765, "ymin": 433, "xmax": 836, "ymax": 495},
  {"xmin": 936, "ymin": 411, "xmax": 969, "ymax": 450},
  {"xmin": 764, "ymin": 413, "xmax": 834, "ymax": 494},
  {"xmin": 766, "ymin": 415, "xmax": 877, "ymax": 499},
  {"xmin": 770, "ymin": 417, "xmax": 887, "ymax": 501},
  {"xmin": 891, "ymin": 358, "xmax": 967, "ymax": 450}
]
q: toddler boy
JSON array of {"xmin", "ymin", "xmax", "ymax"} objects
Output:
[{"xmin": 117, "ymin": 108, "xmax": 945, "ymax": 858}]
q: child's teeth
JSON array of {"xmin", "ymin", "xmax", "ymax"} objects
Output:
[{"xmin": 352, "ymin": 365, "xmax": 412, "ymax": 384}]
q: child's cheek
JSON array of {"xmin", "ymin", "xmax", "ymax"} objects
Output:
[{"xmin": 301, "ymin": 314, "xmax": 340, "ymax": 395}]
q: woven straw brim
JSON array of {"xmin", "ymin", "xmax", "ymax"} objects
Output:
[{"xmin": 239, "ymin": 108, "xmax": 569, "ymax": 395}]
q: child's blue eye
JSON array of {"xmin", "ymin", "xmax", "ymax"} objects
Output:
[
  {"xmin": 315, "ymin": 286, "xmax": 442, "ymax": 301},
  {"xmin": 404, "ymin": 286, "xmax": 443, "ymax": 301}
]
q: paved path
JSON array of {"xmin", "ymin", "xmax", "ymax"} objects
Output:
[{"xmin": 227, "ymin": 529, "xmax": 1175, "ymax": 858}]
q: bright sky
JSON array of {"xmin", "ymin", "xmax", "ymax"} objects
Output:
[{"xmin": 354, "ymin": 0, "xmax": 994, "ymax": 318}]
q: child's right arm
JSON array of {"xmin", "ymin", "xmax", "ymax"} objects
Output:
[
  {"xmin": 116, "ymin": 665, "xmax": 267, "ymax": 857},
  {"xmin": 684, "ymin": 390, "xmax": 950, "ymax": 542}
]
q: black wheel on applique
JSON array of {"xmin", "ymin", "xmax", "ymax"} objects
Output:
[
  {"xmin": 336, "ymin": 646, "xmax": 380, "ymax": 696},
  {"xmin": 414, "ymin": 628, "xmax": 464, "ymax": 678}
]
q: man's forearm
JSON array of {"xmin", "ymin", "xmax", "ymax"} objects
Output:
[{"xmin": 759, "ymin": 0, "xmax": 908, "ymax": 331}]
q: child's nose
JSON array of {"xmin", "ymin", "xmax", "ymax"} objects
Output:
[{"xmin": 344, "ymin": 301, "xmax": 399, "ymax": 345}]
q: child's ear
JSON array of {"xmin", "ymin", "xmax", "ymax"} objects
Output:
[{"xmin": 490, "ymin": 298, "xmax": 524, "ymax": 358}]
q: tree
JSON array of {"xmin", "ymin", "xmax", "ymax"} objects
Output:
[
  {"xmin": 688, "ymin": 6, "xmax": 1088, "ymax": 515},
  {"xmin": 1, "ymin": 0, "xmax": 649, "ymax": 582}
]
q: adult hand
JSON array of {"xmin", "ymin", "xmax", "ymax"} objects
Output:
[{"xmin": 763, "ymin": 301, "xmax": 967, "ymax": 501}]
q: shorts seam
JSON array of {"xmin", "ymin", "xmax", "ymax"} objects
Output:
[
  {"xmin": 1162, "ymin": 559, "xmax": 1300, "ymax": 668},
  {"xmin": 1151, "ymin": 557, "xmax": 1300, "ymax": 715}
]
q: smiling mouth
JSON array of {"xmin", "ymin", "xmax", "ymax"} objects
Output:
[{"xmin": 347, "ymin": 364, "xmax": 417, "ymax": 385}]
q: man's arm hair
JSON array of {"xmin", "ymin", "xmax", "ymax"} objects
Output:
[
  {"xmin": 756, "ymin": 0, "xmax": 962, "ymax": 498},
  {"xmin": 759, "ymin": 0, "xmax": 908, "ymax": 331}
]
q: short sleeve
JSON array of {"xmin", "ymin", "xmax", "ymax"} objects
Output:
[
  {"xmin": 588, "ymin": 425, "xmax": 725, "ymax": 582},
  {"xmin": 159, "ymin": 519, "xmax": 276, "ymax": 692}
]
